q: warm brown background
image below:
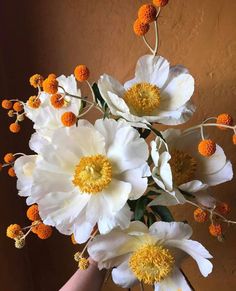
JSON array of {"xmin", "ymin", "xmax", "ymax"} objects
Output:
[{"xmin": 0, "ymin": 0, "xmax": 235, "ymax": 290}]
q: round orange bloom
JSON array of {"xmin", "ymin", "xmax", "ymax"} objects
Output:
[
  {"xmin": 36, "ymin": 223, "xmax": 53, "ymax": 239},
  {"xmin": 27, "ymin": 96, "xmax": 41, "ymax": 109},
  {"xmin": 153, "ymin": 0, "xmax": 169, "ymax": 7},
  {"xmin": 209, "ymin": 223, "xmax": 222, "ymax": 237},
  {"xmin": 8, "ymin": 167, "xmax": 16, "ymax": 177},
  {"xmin": 138, "ymin": 4, "xmax": 157, "ymax": 24},
  {"xmin": 71, "ymin": 234, "xmax": 78, "ymax": 245},
  {"xmin": 61, "ymin": 112, "xmax": 77, "ymax": 127},
  {"xmin": 29, "ymin": 74, "xmax": 44, "ymax": 88},
  {"xmin": 233, "ymin": 134, "xmax": 236, "ymax": 145},
  {"xmin": 193, "ymin": 208, "xmax": 208, "ymax": 223},
  {"xmin": 13, "ymin": 101, "xmax": 23, "ymax": 112},
  {"xmin": 4, "ymin": 153, "xmax": 15, "ymax": 164},
  {"xmin": 50, "ymin": 94, "xmax": 64, "ymax": 109},
  {"xmin": 31, "ymin": 221, "xmax": 41, "ymax": 234},
  {"xmin": 6, "ymin": 224, "xmax": 22, "ymax": 239},
  {"xmin": 9, "ymin": 123, "xmax": 21, "ymax": 133},
  {"xmin": 216, "ymin": 202, "xmax": 230, "ymax": 215},
  {"xmin": 43, "ymin": 77, "xmax": 58, "ymax": 94},
  {"xmin": 216, "ymin": 113, "xmax": 233, "ymax": 130},
  {"xmin": 133, "ymin": 19, "xmax": 150, "ymax": 36},
  {"xmin": 48, "ymin": 73, "xmax": 57, "ymax": 79},
  {"xmin": 27, "ymin": 204, "xmax": 40, "ymax": 221},
  {"xmin": 198, "ymin": 139, "xmax": 216, "ymax": 157},
  {"xmin": 2, "ymin": 99, "xmax": 12, "ymax": 109},
  {"xmin": 74, "ymin": 65, "xmax": 90, "ymax": 82}
]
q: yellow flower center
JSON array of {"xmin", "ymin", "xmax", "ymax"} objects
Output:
[
  {"xmin": 169, "ymin": 149, "xmax": 197, "ymax": 186},
  {"xmin": 73, "ymin": 154, "xmax": 112, "ymax": 194},
  {"xmin": 129, "ymin": 244, "xmax": 175, "ymax": 285},
  {"xmin": 123, "ymin": 83, "xmax": 160, "ymax": 116}
]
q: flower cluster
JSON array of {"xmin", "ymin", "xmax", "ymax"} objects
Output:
[{"xmin": 2, "ymin": 1, "xmax": 236, "ymax": 290}]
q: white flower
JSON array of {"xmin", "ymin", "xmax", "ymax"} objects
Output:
[
  {"xmin": 24, "ymin": 75, "xmax": 81, "ymax": 138},
  {"xmin": 150, "ymin": 129, "xmax": 233, "ymax": 206},
  {"xmin": 14, "ymin": 119, "xmax": 150, "ymax": 243},
  {"xmin": 88, "ymin": 221, "xmax": 213, "ymax": 290},
  {"xmin": 98, "ymin": 55, "xmax": 195, "ymax": 126}
]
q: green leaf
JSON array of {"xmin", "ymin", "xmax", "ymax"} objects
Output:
[
  {"xmin": 147, "ymin": 212, "xmax": 157, "ymax": 227},
  {"xmin": 151, "ymin": 205, "xmax": 174, "ymax": 222},
  {"xmin": 134, "ymin": 196, "xmax": 150, "ymax": 221},
  {"xmin": 92, "ymin": 83, "xmax": 107, "ymax": 108}
]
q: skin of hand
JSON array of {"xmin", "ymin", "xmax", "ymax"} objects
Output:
[{"xmin": 59, "ymin": 258, "xmax": 107, "ymax": 291}]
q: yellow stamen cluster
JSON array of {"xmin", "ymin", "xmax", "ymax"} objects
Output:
[
  {"xmin": 129, "ymin": 244, "xmax": 175, "ymax": 284},
  {"xmin": 138, "ymin": 4, "xmax": 157, "ymax": 24},
  {"xmin": 133, "ymin": 19, "xmax": 150, "ymax": 36},
  {"xmin": 169, "ymin": 149, "xmax": 197, "ymax": 186},
  {"xmin": 193, "ymin": 208, "xmax": 208, "ymax": 223},
  {"xmin": 123, "ymin": 83, "xmax": 160, "ymax": 116},
  {"xmin": 27, "ymin": 96, "xmax": 41, "ymax": 109},
  {"xmin": 73, "ymin": 154, "xmax": 112, "ymax": 194},
  {"xmin": 153, "ymin": 0, "xmax": 169, "ymax": 7},
  {"xmin": 198, "ymin": 139, "xmax": 216, "ymax": 157},
  {"xmin": 74, "ymin": 65, "xmax": 90, "ymax": 82},
  {"xmin": 29, "ymin": 74, "xmax": 44, "ymax": 88}
]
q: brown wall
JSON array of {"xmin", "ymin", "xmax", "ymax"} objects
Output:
[{"xmin": 0, "ymin": 1, "xmax": 235, "ymax": 290}]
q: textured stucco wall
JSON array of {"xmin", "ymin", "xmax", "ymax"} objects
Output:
[{"xmin": 0, "ymin": 1, "xmax": 235, "ymax": 290}]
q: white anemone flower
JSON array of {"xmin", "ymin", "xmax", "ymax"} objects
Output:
[
  {"xmin": 150, "ymin": 129, "xmax": 233, "ymax": 206},
  {"xmin": 98, "ymin": 55, "xmax": 195, "ymax": 126},
  {"xmin": 14, "ymin": 119, "xmax": 150, "ymax": 243},
  {"xmin": 88, "ymin": 221, "xmax": 213, "ymax": 291},
  {"xmin": 24, "ymin": 74, "xmax": 81, "ymax": 138}
]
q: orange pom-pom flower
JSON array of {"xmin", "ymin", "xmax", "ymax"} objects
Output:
[
  {"xmin": 27, "ymin": 96, "xmax": 41, "ymax": 109},
  {"xmin": 2, "ymin": 99, "xmax": 12, "ymax": 109},
  {"xmin": 198, "ymin": 139, "xmax": 216, "ymax": 157},
  {"xmin": 36, "ymin": 223, "xmax": 53, "ymax": 239},
  {"xmin": 29, "ymin": 74, "xmax": 44, "ymax": 88},
  {"xmin": 193, "ymin": 208, "xmax": 208, "ymax": 223},
  {"xmin": 61, "ymin": 112, "xmax": 77, "ymax": 127},
  {"xmin": 6, "ymin": 224, "xmax": 22, "ymax": 239},
  {"xmin": 209, "ymin": 223, "xmax": 222, "ymax": 237},
  {"xmin": 74, "ymin": 65, "xmax": 90, "ymax": 82},
  {"xmin": 50, "ymin": 94, "xmax": 64, "ymax": 109},
  {"xmin": 153, "ymin": 0, "xmax": 169, "ymax": 7},
  {"xmin": 43, "ymin": 77, "xmax": 58, "ymax": 94},
  {"xmin": 13, "ymin": 101, "xmax": 23, "ymax": 112},
  {"xmin": 133, "ymin": 19, "xmax": 150, "ymax": 36},
  {"xmin": 9, "ymin": 123, "xmax": 21, "ymax": 133},
  {"xmin": 4, "ymin": 153, "xmax": 15, "ymax": 164},
  {"xmin": 27, "ymin": 204, "xmax": 40, "ymax": 221},
  {"xmin": 216, "ymin": 113, "xmax": 233, "ymax": 130},
  {"xmin": 138, "ymin": 4, "xmax": 157, "ymax": 24},
  {"xmin": 8, "ymin": 167, "xmax": 16, "ymax": 177}
]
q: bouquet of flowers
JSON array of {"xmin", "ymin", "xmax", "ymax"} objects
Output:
[{"xmin": 3, "ymin": 1, "xmax": 236, "ymax": 290}]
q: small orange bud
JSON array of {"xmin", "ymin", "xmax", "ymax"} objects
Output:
[
  {"xmin": 43, "ymin": 77, "xmax": 58, "ymax": 94},
  {"xmin": 232, "ymin": 134, "xmax": 236, "ymax": 145},
  {"xmin": 138, "ymin": 4, "xmax": 157, "ymax": 24},
  {"xmin": 9, "ymin": 123, "xmax": 21, "ymax": 133},
  {"xmin": 193, "ymin": 208, "xmax": 208, "ymax": 223},
  {"xmin": 71, "ymin": 234, "xmax": 78, "ymax": 244},
  {"xmin": 13, "ymin": 101, "xmax": 23, "ymax": 112},
  {"xmin": 74, "ymin": 65, "xmax": 90, "ymax": 82},
  {"xmin": 27, "ymin": 204, "xmax": 40, "ymax": 221},
  {"xmin": 2, "ymin": 99, "xmax": 12, "ymax": 109},
  {"xmin": 6, "ymin": 224, "xmax": 22, "ymax": 239},
  {"xmin": 153, "ymin": 0, "xmax": 169, "ymax": 7},
  {"xmin": 50, "ymin": 94, "xmax": 64, "ymax": 109},
  {"xmin": 216, "ymin": 113, "xmax": 233, "ymax": 130},
  {"xmin": 8, "ymin": 110, "xmax": 15, "ymax": 117},
  {"xmin": 31, "ymin": 221, "xmax": 42, "ymax": 234},
  {"xmin": 198, "ymin": 139, "xmax": 216, "ymax": 157},
  {"xmin": 216, "ymin": 202, "xmax": 230, "ymax": 215},
  {"xmin": 4, "ymin": 153, "xmax": 15, "ymax": 164},
  {"xmin": 36, "ymin": 223, "xmax": 53, "ymax": 239},
  {"xmin": 30, "ymin": 74, "xmax": 44, "ymax": 88},
  {"xmin": 209, "ymin": 223, "xmax": 222, "ymax": 237},
  {"xmin": 27, "ymin": 96, "xmax": 41, "ymax": 109},
  {"xmin": 61, "ymin": 112, "xmax": 77, "ymax": 127},
  {"xmin": 8, "ymin": 167, "xmax": 16, "ymax": 177},
  {"xmin": 133, "ymin": 19, "xmax": 150, "ymax": 36}
]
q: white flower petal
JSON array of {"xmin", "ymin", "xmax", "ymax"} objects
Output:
[
  {"xmin": 73, "ymin": 217, "xmax": 95, "ymax": 244},
  {"xmin": 179, "ymin": 180, "xmax": 208, "ymax": 193},
  {"xmin": 149, "ymin": 222, "xmax": 193, "ymax": 241},
  {"xmin": 165, "ymin": 239, "xmax": 213, "ymax": 277},
  {"xmin": 148, "ymin": 190, "xmax": 186, "ymax": 207},
  {"xmin": 112, "ymin": 260, "xmax": 138, "ymax": 288},
  {"xmin": 154, "ymin": 267, "xmax": 191, "ymax": 291}
]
